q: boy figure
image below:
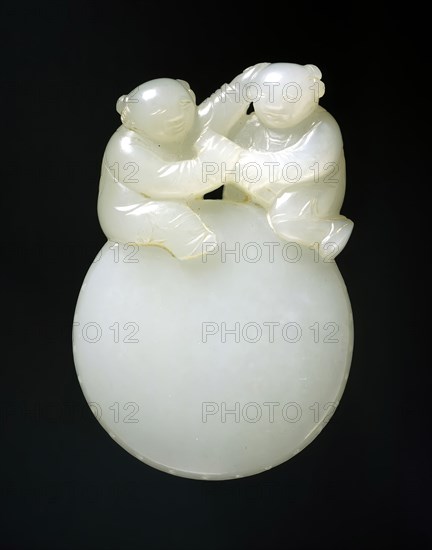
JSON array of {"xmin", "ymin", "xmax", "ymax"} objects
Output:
[
  {"xmin": 98, "ymin": 64, "xmax": 267, "ymax": 259},
  {"xmin": 225, "ymin": 62, "xmax": 353, "ymax": 256}
]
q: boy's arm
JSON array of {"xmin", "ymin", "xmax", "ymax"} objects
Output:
[
  {"xmin": 103, "ymin": 132, "xmax": 241, "ymax": 200},
  {"xmin": 197, "ymin": 63, "xmax": 269, "ymax": 136}
]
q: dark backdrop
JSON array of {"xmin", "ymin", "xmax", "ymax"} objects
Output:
[{"xmin": 2, "ymin": 3, "xmax": 429, "ymax": 549}]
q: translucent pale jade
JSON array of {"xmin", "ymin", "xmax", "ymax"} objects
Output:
[{"xmin": 73, "ymin": 63, "xmax": 354, "ymax": 480}]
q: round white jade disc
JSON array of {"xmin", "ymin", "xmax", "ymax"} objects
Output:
[{"xmin": 73, "ymin": 200, "xmax": 353, "ymax": 480}]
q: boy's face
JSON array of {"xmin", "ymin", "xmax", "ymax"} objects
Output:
[
  {"xmin": 253, "ymin": 64, "xmax": 320, "ymax": 130},
  {"xmin": 121, "ymin": 79, "xmax": 196, "ymax": 144},
  {"xmin": 142, "ymin": 87, "xmax": 196, "ymax": 144}
]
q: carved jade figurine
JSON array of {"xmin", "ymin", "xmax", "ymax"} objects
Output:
[{"xmin": 73, "ymin": 63, "xmax": 354, "ymax": 480}]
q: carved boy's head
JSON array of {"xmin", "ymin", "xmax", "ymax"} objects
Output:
[
  {"xmin": 252, "ymin": 63, "xmax": 325, "ymax": 130},
  {"xmin": 116, "ymin": 78, "xmax": 196, "ymax": 144}
]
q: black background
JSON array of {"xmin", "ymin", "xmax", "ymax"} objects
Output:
[{"xmin": 2, "ymin": 3, "xmax": 429, "ymax": 549}]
